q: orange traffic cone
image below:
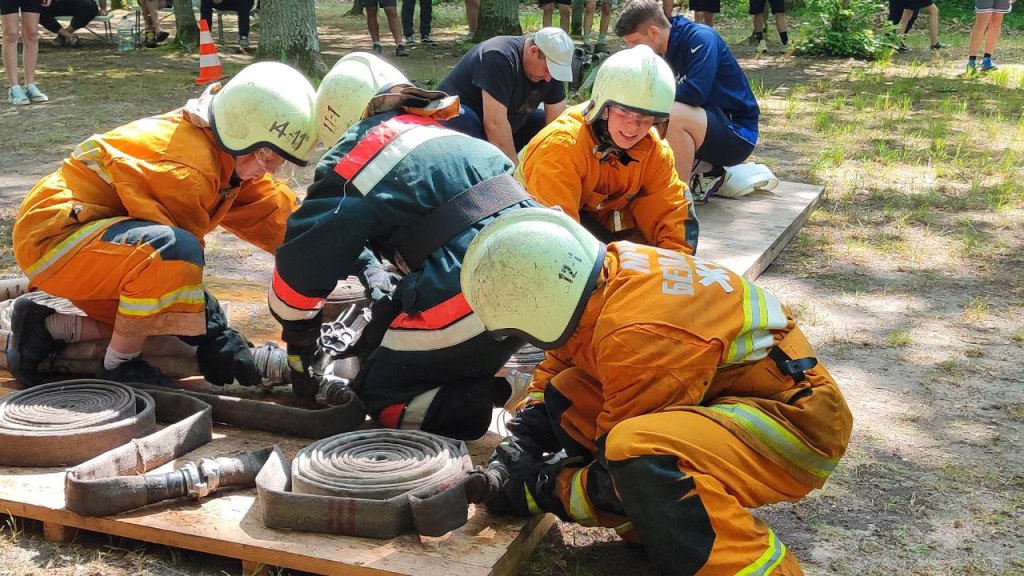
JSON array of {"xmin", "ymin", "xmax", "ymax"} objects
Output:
[{"xmin": 196, "ymin": 19, "xmax": 224, "ymax": 85}]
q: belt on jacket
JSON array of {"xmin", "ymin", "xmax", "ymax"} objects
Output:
[
  {"xmin": 392, "ymin": 173, "xmax": 530, "ymax": 271},
  {"xmin": 768, "ymin": 347, "xmax": 818, "ymax": 384}
]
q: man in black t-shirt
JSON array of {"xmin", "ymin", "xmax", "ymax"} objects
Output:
[{"xmin": 438, "ymin": 27, "xmax": 573, "ymax": 165}]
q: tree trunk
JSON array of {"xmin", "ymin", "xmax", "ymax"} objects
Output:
[
  {"xmin": 175, "ymin": 0, "xmax": 200, "ymax": 53},
  {"xmin": 257, "ymin": 0, "xmax": 326, "ymax": 78},
  {"xmin": 348, "ymin": 0, "xmax": 363, "ymax": 15},
  {"xmin": 570, "ymin": 0, "xmax": 583, "ymax": 37},
  {"xmin": 473, "ymin": 0, "xmax": 520, "ymax": 41}
]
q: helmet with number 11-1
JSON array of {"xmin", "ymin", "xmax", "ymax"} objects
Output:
[
  {"xmin": 461, "ymin": 208, "xmax": 607, "ymax": 350},
  {"xmin": 209, "ymin": 61, "xmax": 318, "ymax": 166},
  {"xmin": 314, "ymin": 52, "xmax": 409, "ymax": 147},
  {"xmin": 584, "ymin": 43, "xmax": 675, "ymax": 125}
]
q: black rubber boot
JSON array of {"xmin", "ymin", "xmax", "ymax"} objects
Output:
[
  {"xmin": 96, "ymin": 356, "xmax": 176, "ymax": 388},
  {"xmin": 7, "ymin": 298, "xmax": 64, "ymax": 388}
]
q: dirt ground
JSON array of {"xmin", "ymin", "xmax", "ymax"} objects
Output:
[{"xmin": 0, "ymin": 2, "xmax": 1022, "ymax": 575}]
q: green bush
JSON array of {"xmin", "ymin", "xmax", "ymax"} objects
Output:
[{"xmin": 794, "ymin": 0, "xmax": 898, "ymax": 60}]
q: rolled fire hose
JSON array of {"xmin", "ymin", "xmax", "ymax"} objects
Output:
[
  {"xmin": 257, "ymin": 429, "xmax": 479, "ymax": 538},
  {"xmin": 0, "ymin": 380, "xmax": 159, "ymax": 467}
]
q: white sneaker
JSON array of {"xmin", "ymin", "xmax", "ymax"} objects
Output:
[
  {"xmin": 690, "ymin": 166, "xmax": 726, "ymax": 203},
  {"xmin": 25, "ymin": 83, "xmax": 48, "ymax": 103},
  {"xmin": 757, "ymin": 39, "xmax": 768, "ymax": 54},
  {"xmin": 8, "ymin": 85, "xmax": 29, "ymax": 106}
]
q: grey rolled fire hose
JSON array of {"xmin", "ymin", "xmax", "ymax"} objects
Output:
[
  {"xmin": 1, "ymin": 380, "xmax": 484, "ymax": 536},
  {"xmin": 257, "ymin": 429, "xmax": 480, "ymax": 538}
]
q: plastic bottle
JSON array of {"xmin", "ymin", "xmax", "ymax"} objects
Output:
[{"xmin": 117, "ymin": 15, "xmax": 135, "ymax": 53}]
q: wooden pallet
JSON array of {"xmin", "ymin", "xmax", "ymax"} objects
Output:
[
  {"xmin": 0, "ymin": 406, "xmax": 553, "ymax": 576},
  {"xmin": 695, "ymin": 181, "xmax": 824, "ymax": 280}
]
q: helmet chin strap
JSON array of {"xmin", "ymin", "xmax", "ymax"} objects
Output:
[{"xmin": 591, "ymin": 119, "xmax": 637, "ymax": 166}]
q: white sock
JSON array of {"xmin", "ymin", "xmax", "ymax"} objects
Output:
[
  {"xmin": 103, "ymin": 347, "xmax": 139, "ymax": 371},
  {"xmin": 44, "ymin": 313, "xmax": 81, "ymax": 343},
  {"xmin": 597, "ymin": 33, "xmax": 606, "ymax": 43}
]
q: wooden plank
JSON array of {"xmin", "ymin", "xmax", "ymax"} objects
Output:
[
  {"xmin": 43, "ymin": 521, "xmax": 77, "ymax": 543},
  {"xmin": 695, "ymin": 181, "xmax": 823, "ymax": 280},
  {"xmin": 0, "ymin": 424, "xmax": 546, "ymax": 576}
]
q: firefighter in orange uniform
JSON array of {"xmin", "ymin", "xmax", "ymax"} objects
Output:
[
  {"xmin": 9, "ymin": 62, "xmax": 318, "ymax": 389},
  {"xmin": 517, "ymin": 44, "xmax": 698, "ymax": 254},
  {"xmin": 461, "ymin": 208, "xmax": 853, "ymax": 576}
]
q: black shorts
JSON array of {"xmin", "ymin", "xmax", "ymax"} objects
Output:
[
  {"xmin": 0, "ymin": 0, "xmax": 42, "ymax": 15},
  {"xmin": 538, "ymin": 0, "xmax": 571, "ymax": 6},
  {"xmin": 361, "ymin": 0, "xmax": 396, "ymax": 8},
  {"xmin": 690, "ymin": 0, "xmax": 721, "ymax": 12},
  {"xmin": 696, "ymin": 106, "xmax": 756, "ymax": 167},
  {"xmin": 748, "ymin": 0, "xmax": 784, "ymax": 15},
  {"xmin": 899, "ymin": 0, "xmax": 933, "ymax": 9}
]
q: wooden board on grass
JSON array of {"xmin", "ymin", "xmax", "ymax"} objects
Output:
[
  {"xmin": 0, "ymin": 411, "xmax": 552, "ymax": 576},
  {"xmin": 695, "ymin": 181, "xmax": 824, "ymax": 280}
]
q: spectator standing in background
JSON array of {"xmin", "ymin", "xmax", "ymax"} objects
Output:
[
  {"xmin": 401, "ymin": 0, "xmax": 433, "ymax": 45},
  {"xmin": 3, "ymin": 0, "xmax": 48, "ymax": 105}
]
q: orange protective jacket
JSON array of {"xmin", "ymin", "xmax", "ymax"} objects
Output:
[
  {"xmin": 14, "ymin": 108, "xmax": 298, "ymax": 283},
  {"xmin": 516, "ymin": 104, "xmax": 698, "ymax": 255},
  {"xmin": 531, "ymin": 242, "xmax": 853, "ymax": 488}
]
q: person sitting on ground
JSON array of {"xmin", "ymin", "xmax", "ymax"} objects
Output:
[
  {"xmin": 271, "ymin": 52, "xmax": 543, "ymax": 441},
  {"xmin": 401, "ymin": 0, "xmax": 432, "ymax": 45},
  {"xmin": 965, "ymin": 0, "xmax": 1012, "ymax": 73},
  {"xmin": 749, "ymin": 0, "xmax": 787, "ymax": 53},
  {"xmin": 518, "ymin": 45, "xmax": 698, "ymax": 254},
  {"xmin": 3, "ymin": 0, "xmax": 48, "ymax": 105},
  {"xmin": 201, "ymin": 0, "xmax": 255, "ymax": 50},
  {"xmin": 438, "ymin": 27, "xmax": 573, "ymax": 166},
  {"xmin": 615, "ymin": 0, "xmax": 759, "ymax": 193},
  {"xmin": 39, "ymin": 0, "xmax": 105, "ymax": 48},
  {"xmin": 582, "ymin": 0, "xmax": 614, "ymax": 53},
  {"xmin": 8, "ymin": 62, "xmax": 317, "ymax": 390},
  {"xmin": 460, "ymin": 208, "xmax": 853, "ymax": 576},
  {"xmin": 896, "ymin": 0, "xmax": 943, "ymax": 51},
  {"xmin": 363, "ymin": 0, "xmax": 407, "ymax": 57}
]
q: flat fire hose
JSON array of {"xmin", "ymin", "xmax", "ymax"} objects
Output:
[{"xmin": 257, "ymin": 429, "xmax": 477, "ymax": 538}]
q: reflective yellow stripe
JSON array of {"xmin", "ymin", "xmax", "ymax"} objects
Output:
[
  {"xmin": 567, "ymin": 469, "xmax": 598, "ymax": 526},
  {"xmin": 23, "ymin": 218, "xmax": 127, "ymax": 279},
  {"xmin": 736, "ymin": 528, "xmax": 786, "ymax": 575},
  {"xmin": 527, "ymin": 391, "xmax": 545, "ymax": 402},
  {"xmin": 524, "ymin": 485, "xmax": 542, "ymax": 515},
  {"xmin": 726, "ymin": 279, "xmax": 787, "ymax": 365},
  {"xmin": 613, "ymin": 521, "xmax": 633, "ymax": 537},
  {"xmin": 708, "ymin": 404, "xmax": 838, "ymax": 479},
  {"xmin": 117, "ymin": 284, "xmax": 206, "ymax": 317}
]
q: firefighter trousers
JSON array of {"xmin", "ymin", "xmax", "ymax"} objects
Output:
[
  {"xmin": 26, "ymin": 220, "xmax": 208, "ymax": 338},
  {"xmin": 544, "ymin": 368, "xmax": 810, "ymax": 576}
]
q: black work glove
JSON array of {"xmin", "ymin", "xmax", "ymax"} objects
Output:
[
  {"xmin": 195, "ymin": 328, "xmax": 261, "ymax": 387},
  {"xmin": 483, "ymin": 436, "xmax": 548, "ymax": 516},
  {"xmin": 506, "ymin": 403, "xmax": 561, "ymax": 456},
  {"xmin": 287, "ymin": 343, "xmax": 320, "ymax": 401},
  {"xmin": 361, "ymin": 265, "xmax": 396, "ymax": 303}
]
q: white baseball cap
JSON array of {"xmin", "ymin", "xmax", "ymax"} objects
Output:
[{"xmin": 533, "ymin": 27, "xmax": 574, "ymax": 82}]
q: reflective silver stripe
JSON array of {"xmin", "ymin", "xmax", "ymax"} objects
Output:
[
  {"xmin": 268, "ymin": 288, "xmax": 323, "ymax": 322},
  {"xmin": 708, "ymin": 404, "xmax": 838, "ymax": 479},
  {"xmin": 117, "ymin": 285, "xmax": 206, "ymax": 317},
  {"xmin": 199, "ymin": 54, "xmax": 220, "ymax": 67},
  {"xmin": 23, "ymin": 218, "xmax": 126, "ymax": 279},
  {"xmin": 350, "ymin": 126, "xmax": 462, "ymax": 195},
  {"xmin": 726, "ymin": 279, "xmax": 787, "ymax": 365},
  {"xmin": 736, "ymin": 527, "xmax": 786, "ymax": 575},
  {"xmin": 380, "ymin": 312, "xmax": 485, "ymax": 352},
  {"xmin": 72, "ymin": 140, "xmax": 113, "ymax": 184}
]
